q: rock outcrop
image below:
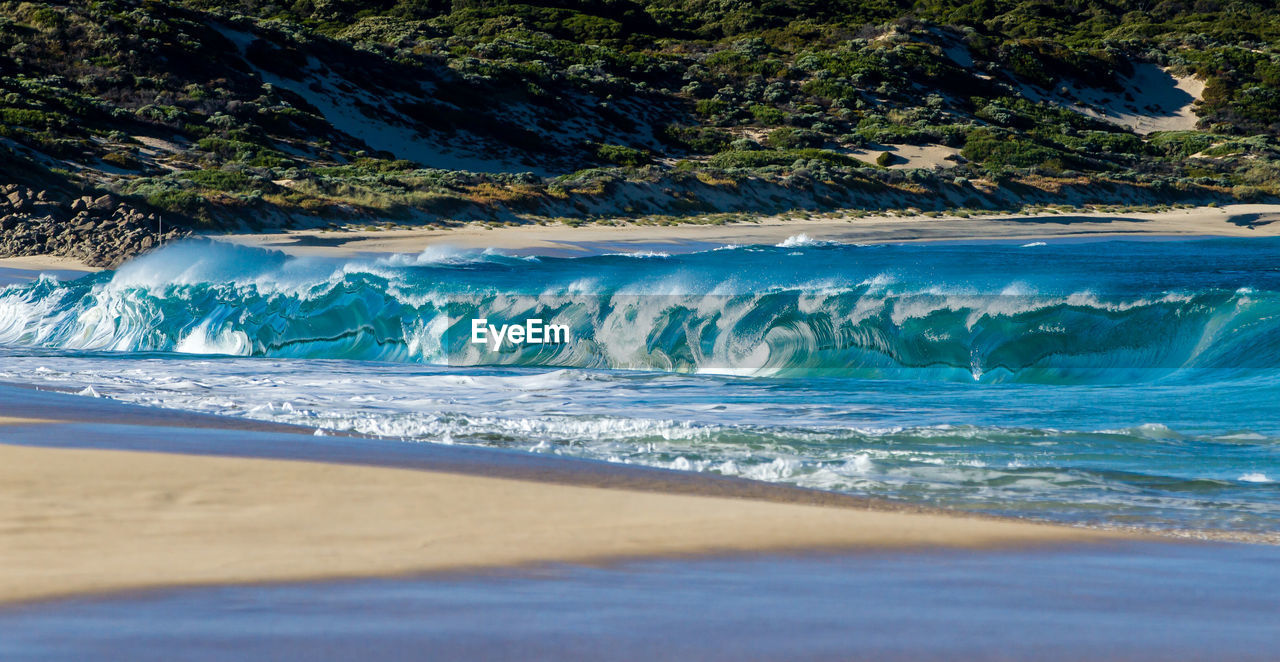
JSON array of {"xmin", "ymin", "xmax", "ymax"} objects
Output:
[{"xmin": 0, "ymin": 185, "xmax": 187, "ymax": 268}]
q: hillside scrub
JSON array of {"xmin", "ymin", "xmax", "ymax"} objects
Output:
[{"xmin": 0, "ymin": 0, "xmax": 1277, "ymax": 231}]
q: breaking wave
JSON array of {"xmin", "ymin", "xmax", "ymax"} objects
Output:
[
  {"xmin": 4, "ymin": 237, "xmax": 1279, "ymax": 538},
  {"xmin": 2, "ymin": 240, "xmax": 1278, "ymax": 382}
]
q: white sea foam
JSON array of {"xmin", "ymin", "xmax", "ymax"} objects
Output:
[
  {"xmin": 378, "ymin": 245, "xmax": 497, "ymax": 266},
  {"xmin": 175, "ymin": 319, "xmax": 253, "ymax": 356},
  {"xmin": 601, "ymin": 251, "xmax": 671, "ymax": 259},
  {"xmin": 1, "ymin": 349, "xmax": 1276, "ymax": 534},
  {"xmin": 775, "ymin": 233, "xmax": 837, "ymax": 248}
]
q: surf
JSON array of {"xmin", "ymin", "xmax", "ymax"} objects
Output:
[{"xmin": 2, "ymin": 239, "xmax": 1280, "ymax": 383}]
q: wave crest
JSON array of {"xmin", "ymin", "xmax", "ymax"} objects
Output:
[{"xmin": 3, "ymin": 241, "xmax": 1279, "ymax": 382}]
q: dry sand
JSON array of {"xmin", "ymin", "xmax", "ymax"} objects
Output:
[
  {"xmin": 1022, "ymin": 64, "xmax": 1205, "ymax": 135},
  {"xmin": 8, "ymin": 204, "xmax": 1280, "ymax": 272},
  {"xmin": 1065, "ymin": 66, "xmax": 1205, "ymax": 135},
  {"xmin": 848, "ymin": 143, "xmax": 962, "ymax": 169},
  {"xmin": 0, "ymin": 433, "xmax": 1111, "ymax": 605},
  {"xmin": 0, "ymin": 255, "xmax": 97, "ymax": 274},
  {"xmin": 216, "ymin": 203, "xmax": 1280, "ymax": 259}
]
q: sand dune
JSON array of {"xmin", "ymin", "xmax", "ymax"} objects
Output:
[{"xmin": 1030, "ymin": 63, "xmax": 1205, "ymax": 135}]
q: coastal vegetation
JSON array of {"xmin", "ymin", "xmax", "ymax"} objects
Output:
[{"xmin": 1, "ymin": 0, "xmax": 1279, "ymax": 252}]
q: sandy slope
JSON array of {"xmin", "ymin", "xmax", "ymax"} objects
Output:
[
  {"xmin": 0, "ymin": 426, "xmax": 1111, "ymax": 605},
  {"xmin": 1028, "ymin": 64, "xmax": 1206, "ymax": 135},
  {"xmin": 210, "ymin": 23, "xmax": 547, "ymax": 175}
]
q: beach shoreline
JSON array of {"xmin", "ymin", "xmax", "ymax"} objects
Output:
[
  {"xmin": 2, "ymin": 206, "xmax": 1275, "ymax": 608},
  {"xmin": 0, "ymin": 386, "xmax": 1125, "ymax": 607},
  {"xmin": 213, "ymin": 203, "xmax": 1280, "ymax": 259},
  {"xmin": 5, "ymin": 203, "xmax": 1280, "ymax": 273},
  {"xmin": 0, "ymin": 255, "xmax": 97, "ymax": 282}
]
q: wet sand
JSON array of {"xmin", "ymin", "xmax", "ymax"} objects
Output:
[
  {"xmin": 0, "ymin": 386, "xmax": 1117, "ymax": 606},
  {"xmin": 6, "ymin": 542, "xmax": 1276, "ymax": 662}
]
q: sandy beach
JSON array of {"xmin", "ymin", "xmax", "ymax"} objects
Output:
[
  {"xmin": 214, "ymin": 203, "xmax": 1280, "ymax": 259},
  {"xmin": 6, "ymin": 204, "xmax": 1280, "ymax": 272},
  {"xmin": 0, "ymin": 402, "xmax": 1114, "ymax": 606},
  {"xmin": 0, "ymin": 255, "xmax": 97, "ymax": 283},
  {"xmin": 0, "ymin": 255, "xmax": 96, "ymax": 272}
]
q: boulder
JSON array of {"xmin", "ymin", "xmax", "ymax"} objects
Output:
[{"xmin": 5, "ymin": 190, "xmax": 29, "ymax": 212}]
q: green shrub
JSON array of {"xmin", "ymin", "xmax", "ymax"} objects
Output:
[
  {"xmin": 748, "ymin": 104, "xmax": 785, "ymax": 125},
  {"xmin": 143, "ymin": 189, "xmax": 203, "ymax": 215},
  {"xmin": 963, "ymin": 130, "xmax": 1065, "ymax": 170},
  {"xmin": 1148, "ymin": 132, "xmax": 1215, "ymax": 159},
  {"xmin": 182, "ymin": 170, "xmax": 257, "ymax": 192},
  {"xmin": 765, "ymin": 127, "xmax": 825, "ymax": 149},
  {"xmin": 695, "ymin": 99, "xmax": 728, "ymax": 117},
  {"xmin": 0, "ymin": 108, "xmax": 65, "ymax": 129},
  {"xmin": 102, "ymin": 151, "xmax": 142, "ymax": 170},
  {"xmin": 709, "ymin": 148, "xmax": 859, "ymax": 169},
  {"xmin": 661, "ymin": 125, "xmax": 731, "ymax": 153},
  {"xmin": 595, "ymin": 143, "xmax": 650, "ymax": 167}
]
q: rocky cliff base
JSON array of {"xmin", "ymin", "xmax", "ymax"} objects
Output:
[{"xmin": 1, "ymin": 185, "xmax": 187, "ymax": 268}]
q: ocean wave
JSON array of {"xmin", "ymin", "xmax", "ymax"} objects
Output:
[
  {"xmin": 775, "ymin": 233, "xmax": 840, "ymax": 248},
  {"xmin": 600, "ymin": 250, "xmax": 672, "ymax": 259},
  {"xmin": 375, "ymin": 245, "xmax": 538, "ymax": 267},
  {"xmin": 3, "ymin": 240, "xmax": 1280, "ymax": 382}
]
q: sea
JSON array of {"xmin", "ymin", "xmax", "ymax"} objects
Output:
[{"xmin": 1, "ymin": 235, "xmax": 1277, "ymax": 540}]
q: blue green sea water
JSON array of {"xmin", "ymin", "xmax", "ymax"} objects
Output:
[{"xmin": 1, "ymin": 235, "xmax": 1277, "ymax": 538}]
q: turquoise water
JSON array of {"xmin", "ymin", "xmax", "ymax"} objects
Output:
[{"xmin": 1, "ymin": 236, "xmax": 1278, "ymax": 537}]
